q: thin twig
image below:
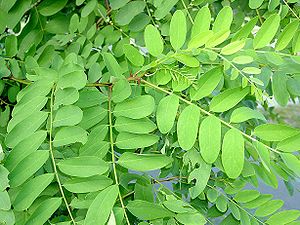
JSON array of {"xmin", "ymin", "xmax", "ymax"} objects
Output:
[
  {"xmin": 49, "ymin": 87, "xmax": 76, "ymax": 224},
  {"xmin": 108, "ymin": 86, "xmax": 131, "ymax": 225}
]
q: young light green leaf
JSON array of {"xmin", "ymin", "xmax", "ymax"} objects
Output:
[
  {"xmin": 114, "ymin": 117, "xmax": 156, "ymax": 134},
  {"xmin": 53, "ymin": 126, "xmax": 88, "ymax": 147},
  {"xmin": 191, "ymin": 6, "xmax": 211, "ymax": 38},
  {"xmin": 212, "ymin": 6, "xmax": 233, "ymax": 32},
  {"xmin": 276, "ymin": 21, "xmax": 299, "ymax": 51},
  {"xmin": 144, "ymin": 25, "xmax": 164, "ymax": 57},
  {"xmin": 277, "ymin": 133, "xmax": 300, "ymax": 152},
  {"xmin": 177, "ymin": 105, "xmax": 200, "ymax": 150},
  {"xmin": 57, "ymin": 156, "xmax": 108, "ymax": 177},
  {"xmin": 230, "ymin": 107, "xmax": 266, "ymax": 123},
  {"xmin": 117, "ymin": 152, "xmax": 173, "ymax": 171},
  {"xmin": 210, "ymin": 87, "xmax": 250, "ymax": 112},
  {"xmin": 9, "ymin": 151, "xmax": 49, "ymax": 188},
  {"xmin": 170, "ymin": 10, "xmax": 186, "ymax": 50},
  {"xmin": 254, "ymin": 124, "xmax": 300, "ymax": 142},
  {"xmin": 53, "ymin": 105, "xmax": 83, "ymax": 127},
  {"xmin": 254, "ymin": 200, "xmax": 284, "ymax": 217},
  {"xmin": 253, "ymin": 14, "xmax": 280, "ymax": 49},
  {"xmin": 232, "ymin": 16, "xmax": 258, "ymax": 41},
  {"xmin": 190, "ymin": 66, "xmax": 223, "ymax": 101},
  {"xmin": 114, "ymin": 95, "xmax": 155, "ymax": 119},
  {"xmin": 63, "ymin": 175, "xmax": 113, "ymax": 193},
  {"xmin": 156, "ymin": 95, "xmax": 179, "ymax": 134},
  {"xmin": 188, "ymin": 30, "xmax": 213, "ymax": 49},
  {"xmin": 127, "ymin": 200, "xmax": 174, "ymax": 220},
  {"xmin": 222, "ymin": 129, "xmax": 244, "ymax": 179},
  {"xmin": 174, "ymin": 54, "xmax": 200, "ymax": 67},
  {"xmin": 115, "ymin": 132, "xmax": 159, "ymax": 149},
  {"xmin": 266, "ymin": 210, "xmax": 300, "ymax": 225},
  {"xmin": 205, "ymin": 30, "xmax": 230, "ymax": 48},
  {"xmin": 123, "ymin": 44, "xmax": 144, "ymax": 66},
  {"xmin": 85, "ymin": 185, "xmax": 119, "ymax": 225},
  {"xmin": 175, "ymin": 212, "xmax": 206, "ymax": 225},
  {"xmin": 221, "ymin": 40, "xmax": 245, "ymax": 55},
  {"xmin": 249, "ymin": 0, "xmax": 264, "ymax": 8},
  {"xmin": 232, "ymin": 56, "xmax": 254, "ymax": 64},
  {"xmin": 272, "ymin": 72, "xmax": 289, "ymax": 106},
  {"xmin": 242, "ymin": 67, "xmax": 261, "ymax": 75},
  {"xmin": 13, "ymin": 173, "xmax": 54, "ymax": 211},
  {"xmin": 198, "ymin": 115, "xmax": 221, "ymax": 164},
  {"xmin": 25, "ymin": 198, "xmax": 62, "ymax": 225},
  {"xmin": 234, "ymin": 190, "xmax": 260, "ymax": 203}
]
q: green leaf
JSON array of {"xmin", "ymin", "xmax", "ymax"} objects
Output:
[
  {"xmin": 53, "ymin": 105, "xmax": 83, "ymax": 127},
  {"xmin": 123, "ymin": 44, "xmax": 144, "ymax": 66},
  {"xmin": 205, "ymin": 30, "xmax": 230, "ymax": 48},
  {"xmin": 102, "ymin": 52, "xmax": 123, "ymax": 78},
  {"xmin": 253, "ymin": 142, "xmax": 271, "ymax": 172},
  {"xmin": 232, "ymin": 56, "xmax": 254, "ymax": 64},
  {"xmin": 5, "ymin": 35, "xmax": 17, "ymax": 57},
  {"xmin": 38, "ymin": 0, "xmax": 68, "ymax": 16},
  {"xmin": 253, "ymin": 14, "xmax": 280, "ymax": 49},
  {"xmin": 13, "ymin": 173, "xmax": 54, "ymax": 211},
  {"xmin": 0, "ymin": 166, "xmax": 9, "ymax": 191},
  {"xmin": 156, "ymin": 95, "xmax": 179, "ymax": 134},
  {"xmin": 5, "ymin": 111, "xmax": 48, "ymax": 148},
  {"xmin": 9, "ymin": 151, "xmax": 49, "ymax": 187},
  {"xmin": 0, "ymin": 191, "xmax": 10, "ymax": 210},
  {"xmin": 188, "ymin": 155, "xmax": 212, "ymax": 198},
  {"xmin": 115, "ymin": 132, "xmax": 159, "ymax": 149},
  {"xmin": 188, "ymin": 30, "xmax": 213, "ymax": 49},
  {"xmin": 144, "ymin": 25, "xmax": 164, "ymax": 57},
  {"xmin": 54, "ymin": 88, "xmax": 79, "ymax": 109},
  {"xmin": 177, "ymin": 105, "xmax": 200, "ymax": 150},
  {"xmin": 174, "ymin": 54, "xmax": 199, "ymax": 67},
  {"xmin": 153, "ymin": 0, "xmax": 179, "ymax": 20},
  {"xmin": 117, "ymin": 152, "xmax": 173, "ymax": 171},
  {"xmin": 109, "ymin": 0, "xmax": 130, "ymax": 9},
  {"xmin": 81, "ymin": 0, "xmax": 96, "ymax": 17},
  {"xmin": 232, "ymin": 16, "xmax": 258, "ymax": 41},
  {"xmin": 210, "ymin": 87, "xmax": 250, "ymax": 112},
  {"xmin": 127, "ymin": 200, "xmax": 174, "ymax": 220},
  {"xmin": 242, "ymin": 67, "xmax": 261, "ymax": 75},
  {"xmin": 85, "ymin": 185, "xmax": 119, "ymax": 225},
  {"xmin": 255, "ymin": 200, "xmax": 284, "ymax": 217},
  {"xmin": 114, "ymin": 117, "xmax": 156, "ymax": 134},
  {"xmin": 221, "ymin": 40, "xmax": 245, "ymax": 55},
  {"xmin": 222, "ymin": 129, "xmax": 244, "ymax": 179},
  {"xmin": 57, "ymin": 66, "xmax": 87, "ymax": 90},
  {"xmin": 79, "ymin": 106, "xmax": 106, "ymax": 130},
  {"xmin": 53, "ymin": 126, "xmax": 88, "ymax": 147},
  {"xmin": 112, "ymin": 79, "xmax": 131, "ymax": 103},
  {"xmin": 230, "ymin": 107, "xmax": 266, "ymax": 123},
  {"xmin": 254, "ymin": 124, "xmax": 299, "ymax": 142},
  {"xmin": 25, "ymin": 198, "xmax": 62, "ymax": 225},
  {"xmin": 272, "ymin": 72, "xmax": 289, "ymax": 106},
  {"xmin": 243, "ymin": 194, "xmax": 273, "ymax": 209},
  {"xmin": 234, "ymin": 190, "xmax": 260, "ymax": 203},
  {"xmin": 199, "ymin": 115, "xmax": 221, "ymax": 164},
  {"xmin": 57, "ymin": 156, "xmax": 108, "ymax": 177},
  {"xmin": 114, "ymin": 95, "xmax": 155, "ymax": 119},
  {"xmin": 190, "ymin": 66, "xmax": 223, "ymax": 101},
  {"xmin": 175, "ymin": 212, "xmax": 206, "ymax": 225},
  {"xmin": 212, "ymin": 6, "xmax": 233, "ymax": 32},
  {"xmin": 266, "ymin": 210, "xmax": 300, "ymax": 225},
  {"xmin": 191, "ymin": 6, "xmax": 211, "ymax": 38},
  {"xmin": 281, "ymin": 153, "xmax": 300, "ymax": 177},
  {"xmin": 63, "ymin": 175, "xmax": 113, "ymax": 193},
  {"xmin": 277, "ymin": 133, "xmax": 300, "ymax": 152},
  {"xmin": 115, "ymin": 1, "xmax": 146, "ymax": 26},
  {"xmin": 170, "ymin": 10, "xmax": 187, "ymax": 50},
  {"xmin": 249, "ymin": 0, "xmax": 264, "ymax": 9},
  {"xmin": 4, "ymin": 131, "xmax": 47, "ymax": 171},
  {"xmin": 276, "ymin": 21, "xmax": 299, "ymax": 51}
]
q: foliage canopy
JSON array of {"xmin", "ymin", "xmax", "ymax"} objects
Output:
[{"xmin": 1, "ymin": 0, "xmax": 300, "ymax": 224}]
